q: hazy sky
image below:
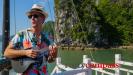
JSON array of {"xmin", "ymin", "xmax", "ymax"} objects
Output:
[{"xmin": 0, "ymin": 0, "xmax": 55, "ymax": 35}]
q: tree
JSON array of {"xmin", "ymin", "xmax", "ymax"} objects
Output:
[{"xmin": 42, "ymin": 21, "xmax": 55, "ymax": 37}]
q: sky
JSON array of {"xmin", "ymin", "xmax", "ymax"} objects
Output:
[{"xmin": 0, "ymin": 0, "xmax": 55, "ymax": 36}]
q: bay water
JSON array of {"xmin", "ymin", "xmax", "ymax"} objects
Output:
[{"xmin": 0, "ymin": 40, "xmax": 133, "ymax": 75}]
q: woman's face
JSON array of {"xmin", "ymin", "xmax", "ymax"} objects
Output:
[{"xmin": 28, "ymin": 12, "xmax": 45, "ymax": 29}]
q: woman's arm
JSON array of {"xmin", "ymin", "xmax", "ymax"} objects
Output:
[{"xmin": 4, "ymin": 42, "xmax": 38, "ymax": 59}]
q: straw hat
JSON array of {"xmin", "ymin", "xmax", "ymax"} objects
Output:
[{"xmin": 26, "ymin": 4, "xmax": 48, "ymax": 18}]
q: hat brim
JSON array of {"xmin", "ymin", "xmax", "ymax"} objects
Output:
[{"xmin": 26, "ymin": 10, "xmax": 48, "ymax": 19}]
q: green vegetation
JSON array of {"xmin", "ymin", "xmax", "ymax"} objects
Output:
[
  {"xmin": 55, "ymin": 0, "xmax": 133, "ymax": 47},
  {"xmin": 42, "ymin": 21, "xmax": 55, "ymax": 36},
  {"xmin": 97, "ymin": 0, "xmax": 133, "ymax": 45}
]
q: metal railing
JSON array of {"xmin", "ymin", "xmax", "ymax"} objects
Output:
[
  {"xmin": 51, "ymin": 54, "xmax": 133, "ymax": 75},
  {"xmin": 0, "ymin": 54, "xmax": 133, "ymax": 75}
]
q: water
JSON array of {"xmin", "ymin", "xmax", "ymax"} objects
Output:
[{"xmin": 0, "ymin": 42, "xmax": 133, "ymax": 75}]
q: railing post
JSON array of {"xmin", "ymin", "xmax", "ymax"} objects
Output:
[
  {"xmin": 83, "ymin": 55, "xmax": 92, "ymax": 75},
  {"xmin": 56, "ymin": 57, "xmax": 61, "ymax": 65},
  {"xmin": 115, "ymin": 54, "xmax": 121, "ymax": 75},
  {"xmin": 56, "ymin": 57, "xmax": 62, "ymax": 74}
]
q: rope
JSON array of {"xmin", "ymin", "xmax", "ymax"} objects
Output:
[
  {"xmin": 47, "ymin": 0, "xmax": 54, "ymax": 21},
  {"xmin": 47, "ymin": 0, "xmax": 55, "ymax": 38},
  {"xmin": 47, "ymin": 0, "xmax": 61, "ymax": 57},
  {"xmin": 41, "ymin": 0, "xmax": 94, "ymax": 60},
  {"xmin": 70, "ymin": 0, "xmax": 95, "ymax": 61},
  {"xmin": 13, "ymin": 0, "xmax": 16, "ymax": 34}
]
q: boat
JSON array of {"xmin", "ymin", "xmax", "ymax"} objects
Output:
[{"xmin": 1, "ymin": 0, "xmax": 133, "ymax": 75}]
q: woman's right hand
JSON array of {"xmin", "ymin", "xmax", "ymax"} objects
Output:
[{"xmin": 25, "ymin": 49, "xmax": 39, "ymax": 58}]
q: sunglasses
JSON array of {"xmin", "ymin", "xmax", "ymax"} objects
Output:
[{"xmin": 28, "ymin": 14, "xmax": 41, "ymax": 19}]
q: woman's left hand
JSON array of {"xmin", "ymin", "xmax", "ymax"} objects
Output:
[{"xmin": 48, "ymin": 43, "xmax": 58, "ymax": 62}]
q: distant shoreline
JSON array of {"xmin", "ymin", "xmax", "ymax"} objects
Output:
[
  {"xmin": 60, "ymin": 45, "xmax": 133, "ymax": 50},
  {"xmin": 0, "ymin": 41, "xmax": 133, "ymax": 50}
]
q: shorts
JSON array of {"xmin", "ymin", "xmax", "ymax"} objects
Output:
[{"xmin": 22, "ymin": 63, "xmax": 48, "ymax": 75}]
